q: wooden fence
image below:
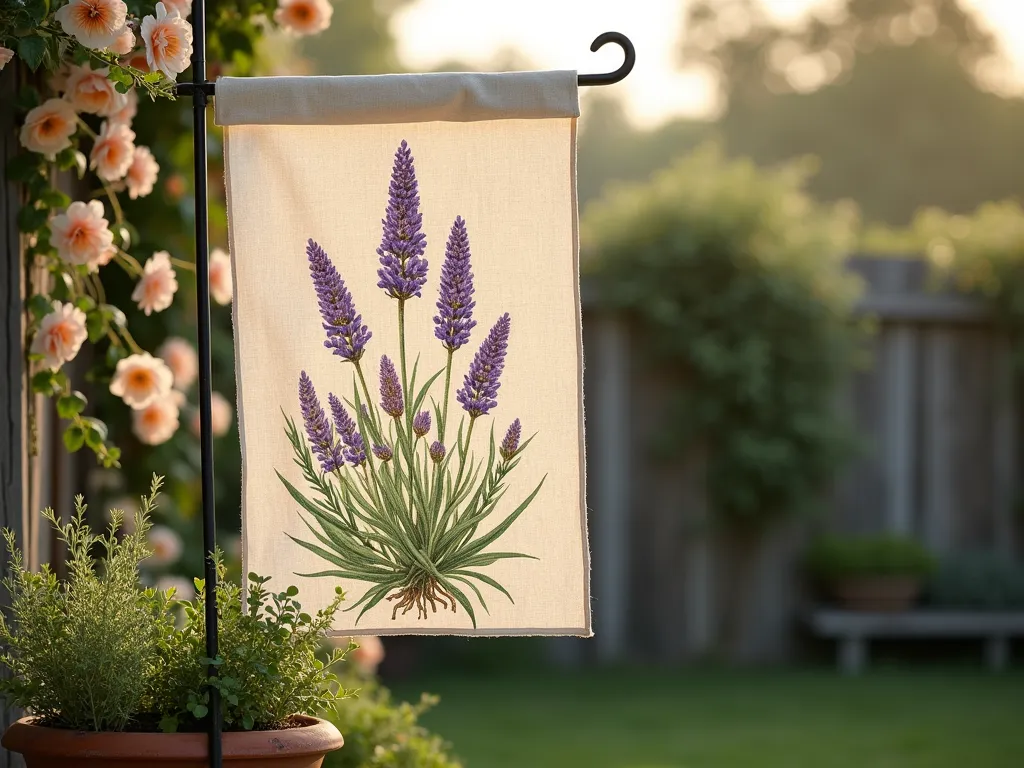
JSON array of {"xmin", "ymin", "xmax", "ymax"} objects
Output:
[{"xmin": 561, "ymin": 256, "xmax": 1023, "ymax": 665}]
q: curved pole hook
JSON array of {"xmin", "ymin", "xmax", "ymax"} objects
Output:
[{"xmin": 578, "ymin": 32, "xmax": 636, "ymax": 87}]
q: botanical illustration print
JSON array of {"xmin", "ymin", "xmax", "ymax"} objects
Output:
[{"xmin": 277, "ymin": 141, "xmax": 544, "ymax": 628}]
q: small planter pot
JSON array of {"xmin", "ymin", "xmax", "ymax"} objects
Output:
[
  {"xmin": 2, "ymin": 714, "xmax": 343, "ymax": 768},
  {"xmin": 832, "ymin": 576, "xmax": 922, "ymax": 612}
]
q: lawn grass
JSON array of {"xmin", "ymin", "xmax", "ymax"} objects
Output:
[{"xmin": 393, "ymin": 667, "xmax": 1024, "ymax": 768}]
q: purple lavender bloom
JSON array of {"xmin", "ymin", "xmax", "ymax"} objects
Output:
[
  {"xmin": 456, "ymin": 313, "xmax": 511, "ymax": 418},
  {"xmin": 379, "ymin": 355, "xmax": 404, "ymax": 418},
  {"xmin": 307, "ymin": 239, "xmax": 371, "ymax": 362},
  {"xmin": 376, "ymin": 141, "xmax": 428, "ymax": 301},
  {"xmin": 373, "ymin": 444, "xmax": 393, "ymax": 462},
  {"xmin": 412, "ymin": 410, "xmax": 431, "ymax": 438},
  {"xmin": 299, "ymin": 371, "xmax": 343, "ymax": 473},
  {"xmin": 328, "ymin": 393, "xmax": 366, "ymax": 466},
  {"xmin": 429, "ymin": 441, "xmax": 446, "ymax": 463},
  {"xmin": 500, "ymin": 418, "xmax": 521, "ymax": 460},
  {"xmin": 433, "ymin": 216, "xmax": 476, "ymax": 350}
]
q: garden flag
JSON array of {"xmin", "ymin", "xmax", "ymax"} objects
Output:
[{"xmin": 217, "ymin": 71, "xmax": 591, "ymax": 636}]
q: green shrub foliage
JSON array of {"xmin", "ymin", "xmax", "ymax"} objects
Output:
[
  {"xmin": 323, "ymin": 678, "xmax": 463, "ymax": 768},
  {"xmin": 912, "ymin": 201, "xmax": 1024, "ymax": 367},
  {"xmin": 928, "ymin": 553, "xmax": 1024, "ymax": 610},
  {"xmin": 0, "ymin": 477, "xmax": 175, "ymax": 731},
  {"xmin": 0, "ymin": 478, "xmax": 347, "ymax": 733},
  {"xmin": 152, "ymin": 562, "xmax": 349, "ymax": 732},
  {"xmin": 806, "ymin": 535, "xmax": 936, "ymax": 582},
  {"xmin": 583, "ymin": 144, "xmax": 864, "ymax": 526}
]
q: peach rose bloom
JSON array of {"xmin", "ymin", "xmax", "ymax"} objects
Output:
[
  {"xmin": 108, "ymin": 26, "xmax": 136, "ymax": 55},
  {"xmin": 132, "ymin": 251, "xmax": 178, "ymax": 315},
  {"xmin": 30, "ymin": 302, "xmax": 88, "ymax": 370},
  {"xmin": 348, "ymin": 636, "xmax": 385, "ymax": 673},
  {"xmin": 141, "ymin": 3, "xmax": 194, "ymax": 79},
  {"xmin": 124, "ymin": 50, "xmax": 151, "ymax": 72},
  {"xmin": 133, "ymin": 395, "xmax": 180, "ymax": 445},
  {"xmin": 0, "ymin": 47, "xmax": 13, "ymax": 71},
  {"xmin": 90, "ymin": 120, "xmax": 136, "ymax": 182},
  {"xmin": 49, "ymin": 200, "xmax": 116, "ymax": 268},
  {"xmin": 55, "ymin": 0, "xmax": 128, "ymax": 50},
  {"xmin": 161, "ymin": 0, "xmax": 192, "ymax": 19},
  {"xmin": 189, "ymin": 391, "xmax": 233, "ymax": 438},
  {"xmin": 146, "ymin": 525, "xmax": 183, "ymax": 563},
  {"xmin": 110, "ymin": 353, "xmax": 173, "ymax": 409},
  {"xmin": 109, "ymin": 87, "xmax": 138, "ymax": 125},
  {"xmin": 209, "ymin": 247, "xmax": 233, "ymax": 305},
  {"xmin": 159, "ymin": 337, "xmax": 198, "ymax": 390},
  {"xmin": 126, "ymin": 145, "xmax": 159, "ymax": 199},
  {"xmin": 65, "ymin": 64, "xmax": 128, "ymax": 116},
  {"xmin": 274, "ymin": 0, "xmax": 333, "ymax": 36},
  {"xmin": 19, "ymin": 98, "xmax": 78, "ymax": 159}
]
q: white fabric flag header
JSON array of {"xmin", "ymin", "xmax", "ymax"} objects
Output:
[{"xmin": 219, "ymin": 71, "xmax": 590, "ymax": 636}]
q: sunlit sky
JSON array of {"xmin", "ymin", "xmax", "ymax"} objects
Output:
[{"xmin": 394, "ymin": 0, "xmax": 1024, "ymax": 127}]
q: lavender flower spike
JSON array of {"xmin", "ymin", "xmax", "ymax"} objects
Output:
[
  {"xmin": 456, "ymin": 313, "xmax": 511, "ymax": 418},
  {"xmin": 307, "ymin": 239, "xmax": 371, "ymax": 362},
  {"xmin": 433, "ymin": 216, "xmax": 477, "ymax": 350},
  {"xmin": 379, "ymin": 355, "xmax": 404, "ymax": 418},
  {"xmin": 412, "ymin": 410, "xmax": 431, "ymax": 438},
  {"xmin": 377, "ymin": 141, "xmax": 428, "ymax": 300},
  {"xmin": 373, "ymin": 444, "xmax": 393, "ymax": 462},
  {"xmin": 500, "ymin": 418, "xmax": 522, "ymax": 460},
  {"xmin": 429, "ymin": 441, "xmax": 446, "ymax": 463},
  {"xmin": 328, "ymin": 393, "xmax": 366, "ymax": 466},
  {"xmin": 299, "ymin": 371, "xmax": 343, "ymax": 473}
]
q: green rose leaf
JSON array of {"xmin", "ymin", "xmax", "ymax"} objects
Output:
[
  {"xmin": 106, "ymin": 344, "xmax": 127, "ymax": 368},
  {"xmin": 39, "ymin": 189, "xmax": 71, "ymax": 208},
  {"xmin": 86, "ymin": 311, "xmax": 108, "ymax": 343},
  {"xmin": 56, "ymin": 392, "xmax": 88, "ymax": 419},
  {"xmin": 83, "ymin": 418, "xmax": 108, "ymax": 448},
  {"xmin": 17, "ymin": 204, "xmax": 49, "ymax": 233},
  {"xmin": 30, "ymin": 370, "xmax": 58, "ymax": 396},
  {"xmin": 54, "ymin": 146, "xmax": 79, "ymax": 172},
  {"xmin": 24, "ymin": 0, "xmax": 49, "ymax": 25},
  {"xmin": 101, "ymin": 304, "xmax": 127, "ymax": 328},
  {"xmin": 16, "ymin": 36, "xmax": 46, "ymax": 72},
  {"xmin": 63, "ymin": 426, "xmax": 85, "ymax": 453},
  {"xmin": 27, "ymin": 294, "xmax": 54, "ymax": 321}
]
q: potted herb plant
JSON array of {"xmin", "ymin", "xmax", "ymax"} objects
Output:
[
  {"xmin": 0, "ymin": 477, "xmax": 346, "ymax": 767},
  {"xmin": 806, "ymin": 534, "xmax": 936, "ymax": 612}
]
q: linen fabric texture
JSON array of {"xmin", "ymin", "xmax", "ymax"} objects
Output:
[{"xmin": 218, "ymin": 71, "xmax": 590, "ymax": 636}]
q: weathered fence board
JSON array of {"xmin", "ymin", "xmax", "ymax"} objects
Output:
[
  {"xmin": 1, "ymin": 62, "xmax": 26, "ymax": 768},
  {"xmin": 574, "ymin": 254, "xmax": 1022, "ymax": 664}
]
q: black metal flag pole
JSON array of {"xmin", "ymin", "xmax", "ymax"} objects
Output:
[
  {"xmin": 184, "ymin": 0, "xmax": 222, "ymax": 764},
  {"xmin": 180, "ymin": 12, "xmax": 633, "ymax": 764}
]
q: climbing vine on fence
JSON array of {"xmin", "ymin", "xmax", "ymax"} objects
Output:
[{"xmin": 582, "ymin": 144, "xmax": 866, "ymax": 528}]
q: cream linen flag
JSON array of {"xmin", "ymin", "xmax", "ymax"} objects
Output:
[{"xmin": 217, "ymin": 71, "xmax": 590, "ymax": 636}]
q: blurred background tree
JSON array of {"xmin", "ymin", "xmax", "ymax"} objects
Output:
[{"xmin": 578, "ymin": 0, "xmax": 1024, "ymax": 224}]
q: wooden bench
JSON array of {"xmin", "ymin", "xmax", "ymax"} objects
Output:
[{"xmin": 809, "ymin": 610, "xmax": 1024, "ymax": 674}]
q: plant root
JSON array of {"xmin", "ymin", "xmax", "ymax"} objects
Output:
[{"xmin": 387, "ymin": 577, "xmax": 458, "ymax": 620}]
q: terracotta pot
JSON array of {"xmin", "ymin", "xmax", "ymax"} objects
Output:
[
  {"xmin": 2, "ymin": 714, "xmax": 343, "ymax": 768},
  {"xmin": 832, "ymin": 576, "xmax": 921, "ymax": 612}
]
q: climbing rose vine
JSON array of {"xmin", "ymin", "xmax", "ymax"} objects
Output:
[{"xmin": 2, "ymin": 0, "xmax": 336, "ymax": 464}]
